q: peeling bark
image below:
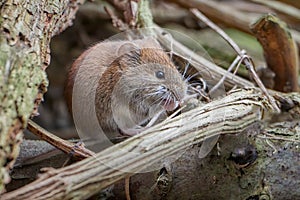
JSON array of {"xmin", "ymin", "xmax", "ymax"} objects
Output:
[
  {"xmin": 0, "ymin": 0, "xmax": 85, "ymax": 193},
  {"xmin": 251, "ymin": 14, "xmax": 299, "ymax": 92}
]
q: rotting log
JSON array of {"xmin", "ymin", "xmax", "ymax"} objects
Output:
[
  {"xmin": 0, "ymin": 88, "xmax": 283, "ymax": 200},
  {"xmin": 6, "ymin": 102, "xmax": 300, "ymax": 200},
  {"xmin": 0, "ymin": 0, "xmax": 85, "ymax": 193},
  {"xmin": 2, "ymin": 88, "xmax": 300, "ymax": 199},
  {"xmin": 251, "ymin": 14, "xmax": 299, "ymax": 92}
]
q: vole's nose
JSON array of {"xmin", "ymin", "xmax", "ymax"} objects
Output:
[{"xmin": 157, "ymin": 85, "xmax": 167, "ymax": 92}]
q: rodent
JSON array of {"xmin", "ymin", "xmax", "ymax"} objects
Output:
[{"xmin": 65, "ymin": 37, "xmax": 188, "ymax": 139}]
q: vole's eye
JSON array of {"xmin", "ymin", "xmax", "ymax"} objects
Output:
[{"xmin": 156, "ymin": 71, "xmax": 165, "ymax": 79}]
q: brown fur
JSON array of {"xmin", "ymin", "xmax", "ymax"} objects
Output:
[{"xmin": 65, "ymin": 38, "xmax": 187, "ymax": 138}]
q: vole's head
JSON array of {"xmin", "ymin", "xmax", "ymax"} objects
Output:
[{"xmin": 115, "ymin": 46, "xmax": 187, "ymax": 112}]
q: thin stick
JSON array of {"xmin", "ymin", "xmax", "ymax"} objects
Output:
[
  {"xmin": 146, "ymin": 110, "xmax": 166, "ymax": 128},
  {"xmin": 190, "ymin": 9, "xmax": 241, "ymax": 53},
  {"xmin": 125, "ymin": 176, "xmax": 132, "ymax": 200},
  {"xmin": 209, "ymin": 54, "xmax": 241, "ymax": 94},
  {"xmin": 27, "ymin": 120, "xmax": 95, "ymax": 160},
  {"xmin": 27, "ymin": 120, "xmax": 135, "ymax": 200},
  {"xmin": 190, "ymin": 9, "xmax": 280, "ymax": 113},
  {"xmin": 166, "ymin": 105, "xmax": 187, "ymax": 120}
]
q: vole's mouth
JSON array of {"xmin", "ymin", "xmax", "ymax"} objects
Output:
[
  {"xmin": 155, "ymin": 85, "xmax": 182, "ymax": 112},
  {"xmin": 161, "ymin": 98, "xmax": 180, "ymax": 111}
]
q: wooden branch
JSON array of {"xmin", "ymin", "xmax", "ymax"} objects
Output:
[
  {"xmin": 168, "ymin": 0, "xmax": 253, "ymax": 33},
  {"xmin": 8, "ymin": 113, "xmax": 300, "ymax": 199},
  {"xmin": 277, "ymin": 0, "xmax": 300, "ymax": 9},
  {"xmin": 166, "ymin": 0, "xmax": 300, "ymax": 47},
  {"xmin": 27, "ymin": 120, "xmax": 95, "ymax": 160},
  {"xmin": 1, "ymin": 88, "xmax": 273, "ymax": 200},
  {"xmin": 190, "ymin": 9, "xmax": 280, "ymax": 113},
  {"xmin": 251, "ymin": 14, "xmax": 299, "ymax": 92},
  {"xmin": 2, "ymin": 1, "xmax": 298, "ymax": 198},
  {"xmin": 0, "ymin": 0, "xmax": 85, "ymax": 192},
  {"xmin": 250, "ymin": 0, "xmax": 300, "ymax": 21}
]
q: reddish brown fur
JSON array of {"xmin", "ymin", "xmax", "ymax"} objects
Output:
[
  {"xmin": 65, "ymin": 38, "xmax": 187, "ymax": 138},
  {"xmin": 140, "ymin": 48, "xmax": 175, "ymax": 68}
]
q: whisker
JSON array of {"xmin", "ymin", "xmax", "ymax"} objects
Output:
[
  {"xmin": 148, "ymin": 91, "xmax": 167, "ymax": 106},
  {"xmin": 182, "ymin": 56, "xmax": 193, "ymax": 79},
  {"xmin": 184, "ymin": 71, "xmax": 203, "ymax": 83},
  {"xmin": 188, "ymin": 82, "xmax": 207, "ymax": 88},
  {"xmin": 149, "ymin": 95, "xmax": 165, "ymax": 108},
  {"xmin": 144, "ymin": 91, "xmax": 164, "ymax": 97}
]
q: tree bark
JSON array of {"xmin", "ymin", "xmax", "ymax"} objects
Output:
[
  {"xmin": 2, "ymin": 88, "xmax": 300, "ymax": 200},
  {"xmin": 0, "ymin": 0, "xmax": 84, "ymax": 193},
  {"xmin": 2, "ymin": 89, "xmax": 300, "ymax": 199},
  {"xmin": 251, "ymin": 14, "xmax": 299, "ymax": 92},
  {"xmin": 1, "ymin": 0, "xmax": 299, "ymax": 199}
]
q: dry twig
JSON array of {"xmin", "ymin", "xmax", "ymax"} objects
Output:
[
  {"xmin": 27, "ymin": 120, "xmax": 95, "ymax": 160},
  {"xmin": 190, "ymin": 9, "xmax": 280, "ymax": 113}
]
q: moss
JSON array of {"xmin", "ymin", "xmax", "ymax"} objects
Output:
[
  {"xmin": 137, "ymin": 0, "xmax": 154, "ymax": 28},
  {"xmin": 0, "ymin": 41, "xmax": 47, "ymax": 191}
]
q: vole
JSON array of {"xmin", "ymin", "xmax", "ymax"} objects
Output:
[{"xmin": 65, "ymin": 37, "xmax": 188, "ymax": 139}]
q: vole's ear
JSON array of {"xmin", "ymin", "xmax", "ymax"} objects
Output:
[
  {"xmin": 117, "ymin": 42, "xmax": 141, "ymax": 68},
  {"xmin": 117, "ymin": 42, "xmax": 140, "ymax": 57}
]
